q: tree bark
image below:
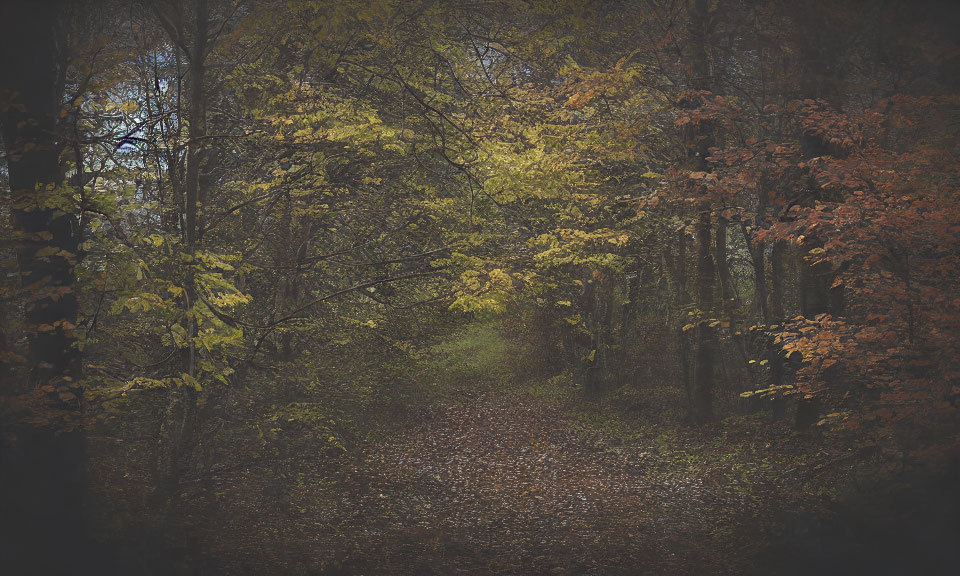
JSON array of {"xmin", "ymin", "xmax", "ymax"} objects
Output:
[
  {"xmin": 182, "ymin": 0, "xmax": 208, "ymax": 377},
  {"xmin": 153, "ymin": 0, "xmax": 209, "ymax": 502},
  {"xmin": 768, "ymin": 239, "xmax": 787, "ymax": 419},
  {"xmin": 674, "ymin": 230, "xmax": 694, "ymax": 407},
  {"xmin": 694, "ymin": 210, "xmax": 715, "ymax": 421},
  {"xmin": 687, "ymin": 0, "xmax": 717, "ymax": 422},
  {"xmin": 770, "ymin": 240, "xmax": 786, "ymax": 319},
  {"xmin": 0, "ymin": 1, "xmax": 88, "ymax": 573}
]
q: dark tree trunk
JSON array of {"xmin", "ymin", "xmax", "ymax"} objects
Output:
[
  {"xmin": 674, "ymin": 230, "xmax": 694, "ymax": 407},
  {"xmin": 694, "ymin": 210, "xmax": 716, "ymax": 421},
  {"xmin": 715, "ymin": 216, "xmax": 735, "ymax": 314},
  {"xmin": 182, "ymin": 0, "xmax": 208, "ymax": 378},
  {"xmin": 799, "ymin": 256, "xmax": 832, "ymax": 318},
  {"xmin": 676, "ymin": 228, "xmax": 690, "ymax": 304},
  {"xmin": 686, "ymin": 0, "xmax": 717, "ymax": 422},
  {"xmin": 769, "ymin": 240, "xmax": 787, "ymax": 419},
  {"xmin": 770, "ymin": 240, "xmax": 786, "ymax": 319},
  {"xmin": 619, "ymin": 266, "xmax": 641, "ymax": 385},
  {"xmin": 747, "ymin": 231, "xmax": 769, "ymax": 323},
  {"xmin": 153, "ymin": 0, "xmax": 209, "ymax": 503},
  {"xmin": 0, "ymin": 1, "xmax": 79, "ymax": 392},
  {"xmin": 0, "ymin": 1, "xmax": 88, "ymax": 573}
]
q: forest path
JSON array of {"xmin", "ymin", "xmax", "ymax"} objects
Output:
[
  {"xmin": 293, "ymin": 388, "xmax": 736, "ymax": 575},
  {"xmin": 178, "ymin": 324, "xmax": 758, "ymax": 574}
]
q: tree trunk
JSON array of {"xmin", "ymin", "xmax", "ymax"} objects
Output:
[
  {"xmin": 748, "ymin": 234, "xmax": 770, "ymax": 323},
  {"xmin": 182, "ymin": 0, "xmax": 208, "ymax": 378},
  {"xmin": 0, "ymin": 1, "xmax": 88, "ymax": 573},
  {"xmin": 770, "ymin": 240, "xmax": 786, "ymax": 318},
  {"xmin": 687, "ymin": 0, "xmax": 717, "ymax": 422},
  {"xmin": 694, "ymin": 210, "xmax": 716, "ymax": 421},
  {"xmin": 674, "ymin": 230, "xmax": 694, "ymax": 407},
  {"xmin": 154, "ymin": 0, "xmax": 209, "ymax": 502},
  {"xmin": 769, "ymin": 240, "xmax": 787, "ymax": 418},
  {"xmin": 715, "ymin": 216, "xmax": 735, "ymax": 314}
]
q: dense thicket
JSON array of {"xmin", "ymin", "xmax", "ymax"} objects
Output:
[{"xmin": 2, "ymin": 1, "xmax": 958, "ymax": 574}]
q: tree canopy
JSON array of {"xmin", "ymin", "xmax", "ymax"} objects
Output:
[{"xmin": 2, "ymin": 1, "xmax": 959, "ymax": 574}]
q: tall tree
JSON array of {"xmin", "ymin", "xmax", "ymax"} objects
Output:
[
  {"xmin": 686, "ymin": 0, "xmax": 718, "ymax": 422},
  {"xmin": 0, "ymin": 1, "xmax": 88, "ymax": 573}
]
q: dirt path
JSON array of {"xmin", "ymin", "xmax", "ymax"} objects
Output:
[
  {"xmin": 201, "ymin": 390, "xmax": 743, "ymax": 575},
  {"xmin": 357, "ymin": 391, "xmax": 727, "ymax": 575}
]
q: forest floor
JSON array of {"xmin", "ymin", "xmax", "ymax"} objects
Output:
[
  {"xmin": 89, "ymin": 322, "xmax": 960, "ymax": 575},
  {"xmin": 92, "ymin": 323, "xmax": 866, "ymax": 575},
  {"xmin": 182, "ymin": 388, "xmax": 759, "ymax": 575},
  {"xmin": 131, "ymin": 324, "xmax": 805, "ymax": 576},
  {"xmin": 81, "ymin": 322, "xmax": 960, "ymax": 576}
]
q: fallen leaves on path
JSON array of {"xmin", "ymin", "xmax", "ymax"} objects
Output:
[{"xmin": 185, "ymin": 390, "xmax": 750, "ymax": 575}]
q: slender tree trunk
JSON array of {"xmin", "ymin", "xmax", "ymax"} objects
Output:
[
  {"xmin": 154, "ymin": 0, "xmax": 209, "ymax": 502},
  {"xmin": 676, "ymin": 228, "xmax": 690, "ymax": 304},
  {"xmin": 795, "ymin": 252, "xmax": 831, "ymax": 429},
  {"xmin": 182, "ymin": 0, "xmax": 208, "ymax": 378},
  {"xmin": 686, "ymin": 0, "xmax": 717, "ymax": 422},
  {"xmin": 744, "ymin": 232, "xmax": 767, "ymax": 416},
  {"xmin": 770, "ymin": 240, "xmax": 786, "ymax": 319},
  {"xmin": 580, "ymin": 273, "xmax": 599, "ymax": 391},
  {"xmin": 694, "ymin": 210, "xmax": 715, "ymax": 421},
  {"xmin": 745, "ymin": 234, "xmax": 780, "ymax": 419},
  {"xmin": 715, "ymin": 216, "xmax": 731, "ymax": 311},
  {"xmin": 674, "ymin": 230, "xmax": 694, "ymax": 407},
  {"xmin": 747, "ymin": 233, "xmax": 770, "ymax": 323},
  {"xmin": 750, "ymin": 182, "xmax": 771, "ymax": 323},
  {"xmin": 274, "ymin": 194, "xmax": 294, "ymax": 358},
  {"xmin": 716, "ymin": 215, "xmax": 749, "ymax": 370},
  {"xmin": 768, "ymin": 240, "xmax": 787, "ymax": 418},
  {"xmin": 596, "ymin": 277, "xmax": 614, "ymax": 390},
  {"xmin": 619, "ymin": 266, "xmax": 641, "ymax": 385}
]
